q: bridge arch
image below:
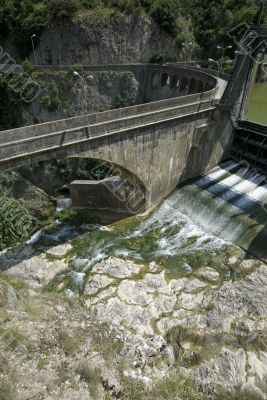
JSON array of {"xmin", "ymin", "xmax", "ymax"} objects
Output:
[
  {"xmin": 70, "ymin": 157, "xmax": 147, "ymax": 213},
  {"xmin": 151, "ymin": 71, "xmax": 160, "ymax": 88},
  {"xmin": 170, "ymin": 75, "xmax": 179, "ymax": 88},
  {"xmin": 180, "ymin": 76, "xmax": 189, "ymax": 93},
  {"xmin": 161, "ymin": 73, "xmax": 169, "ymax": 87},
  {"xmin": 189, "ymin": 78, "xmax": 197, "ymax": 94},
  {"xmin": 197, "ymin": 80, "xmax": 204, "ymax": 92},
  {"xmin": 204, "ymin": 82, "xmax": 213, "ymax": 91}
]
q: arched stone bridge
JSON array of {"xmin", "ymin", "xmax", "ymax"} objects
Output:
[{"xmin": 0, "ymin": 63, "xmax": 232, "ymax": 213}]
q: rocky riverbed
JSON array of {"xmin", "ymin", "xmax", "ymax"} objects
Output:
[
  {"xmin": 1, "ymin": 227, "xmax": 267, "ymax": 399},
  {"xmin": 1, "ymin": 164, "xmax": 267, "ymax": 399}
]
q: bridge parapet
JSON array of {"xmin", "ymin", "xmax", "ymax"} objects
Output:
[
  {"xmin": 0, "ymin": 65, "xmax": 217, "ymax": 145},
  {"xmin": 0, "ymin": 63, "xmax": 231, "ymax": 213}
]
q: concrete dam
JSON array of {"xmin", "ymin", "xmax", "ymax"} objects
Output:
[{"xmin": 0, "ymin": 24, "xmax": 266, "ymax": 261}]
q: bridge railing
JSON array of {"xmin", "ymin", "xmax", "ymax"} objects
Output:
[
  {"xmin": 0, "ymin": 98, "xmax": 215, "ymax": 166},
  {"xmin": 161, "ymin": 62, "xmax": 230, "ymax": 81},
  {"xmin": 0, "ymin": 85, "xmax": 216, "ymax": 145}
]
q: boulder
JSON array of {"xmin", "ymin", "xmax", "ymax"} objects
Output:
[
  {"xmin": 195, "ymin": 267, "xmax": 220, "ymax": 283},
  {"xmin": 92, "ymin": 257, "xmax": 141, "ymax": 279},
  {"xmin": 7, "ymin": 255, "xmax": 68, "ymax": 288}
]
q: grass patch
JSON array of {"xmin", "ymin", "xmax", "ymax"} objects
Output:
[
  {"xmin": 0, "ymin": 380, "xmax": 17, "ymax": 400},
  {"xmin": 92, "ymin": 332, "xmax": 124, "ymax": 366},
  {"xmin": 0, "ymin": 327, "xmax": 26, "ymax": 351},
  {"xmin": 74, "ymin": 6, "xmax": 122, "ymax": 24},
  {"xmin": 0, "ymin": 308, "xmax": 9, "ymax": 323},
  {"xmin": 18, "ymin": 300, "xmax": 48, "ymax": 320},
  {"xmin": 58, "ymin": 328, "xmax": 84, "ymax": 356},
  {"xmin": 76, "ymin": 363, "xmax": 101, "ymax": 397},
  {"xmin": 149, "ymin": 374, "xmax": 204, "ymax": 400},
  {"xmin": 0, "ymin": 353, "xmax": 10, "ymax": 375},
  {"xmin": 0, "ymin": 273, "xmax": 28, "ymax": 291},
  {"xmin": 121, "ymin": 374, "xmax": 205, "ymax": 400},
  {"xmin": 37, "ymin": 358, "xmax": 49, "ymax": 370},
  {"xmin": 218, "ymin": 388, "xmax": 263, "ymax": 400}
]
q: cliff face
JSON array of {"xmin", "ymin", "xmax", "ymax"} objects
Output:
[
  {"xmin": 21, "ymin": 69, "xmax": 139, "ymax": 126},
  {"xmin": 32, "ymin": 15, "xmax": 180, "ymax": 66}
]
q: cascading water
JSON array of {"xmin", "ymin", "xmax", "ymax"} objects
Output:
[
  {"xmin": 30, "ymin": 160, "xmax": 267, "ymax": 292},
  {"xmin": 56, "ymin": 197, "xmax": 72, "ymax": 212}
]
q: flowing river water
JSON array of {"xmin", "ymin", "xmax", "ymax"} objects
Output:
[
  {"xmin": 28, "ymin": 159, "xmax": 267, "ymax": 295},
  {"xmin": 2, "ymin": 159, "xmax": 266, "ymax": 396}
]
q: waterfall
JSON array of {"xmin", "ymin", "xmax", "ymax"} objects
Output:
[
  {"xmin": 170, "ymin": 160, "xmax": 267, "ymax": 261},
  {"xmin": 31, "ymin": 160, "xmax": 267, "ymax": 277},
  {"xmin": 56, "ymin": 197, "xmax": 72, "ymax": 212}
]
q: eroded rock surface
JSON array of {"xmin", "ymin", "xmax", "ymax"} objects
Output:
[
  {"xmin": 83, "ymin": 256, "xmax": 267, "ymax": 397},
  {"xmin": 6, "ymin": 245, "xmax": 71, "ymax": 288}
]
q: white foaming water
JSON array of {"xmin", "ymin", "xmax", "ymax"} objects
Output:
[
  {"xmin": 72, "ymin": 271, "xmax": 86, "ymax": 289},
  {"xmin": 31, "ymin": 160, "xmax": 267, "ymax": 274},
  {"xmin": 114, "ymin": 160, "xmax": 266, "ymax": 264},
  {"xmin": 26, "ymin": 229, "xmax": 43, "ymax": 245},
  {"xmin": 169, "ymin": 161, "xmax": 267, "ymax": 259},
  {"xmin": 212, "ymin": 169, "xmax": 267, "ymax": 204},
  {"xmin": 118, "ymin": 196, "xmax": 226, "ymax": 261},
  {"xmin": 56, "ymin": 197, "xmax": 72, "ymax": 212}
]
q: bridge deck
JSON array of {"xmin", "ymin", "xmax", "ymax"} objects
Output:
[
  {"xmin": 0, "ymin": 62, "xmax": 230, "ymax": 171},
  {"xmin": 0, "ymin": 97, "xmax": 215, "ymax": 170}
]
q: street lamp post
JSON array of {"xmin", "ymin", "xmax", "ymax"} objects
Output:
[
  {"xmin": 217, "ymin": 45, "xmax": 232, "ymax": 72},
  {"xmin": 208, "ymin": 58, "xmax": 220, "ymax": 101},
  {"xmin": 31, "ymin": 34, "xmax": 37, "ymax": 66},
  {"xmin": 182, "ymin": 42, "xmax": 193, "ymax": 62},
  {"xmin": 73, "ymin": 71, "xmax": 90, "ymax": 132}
]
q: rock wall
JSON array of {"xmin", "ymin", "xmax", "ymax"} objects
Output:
[
  {"xmin": 31, "ymin": 15, "xmax": 181, "ymax": 66},
  {"xmin": 21, "ymin": 69, "xmax": 139, "ymax": 126}
]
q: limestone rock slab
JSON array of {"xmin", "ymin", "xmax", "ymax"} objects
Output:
[
  {"xmin": 84, "ymin": 274, "xmax": 114, "ymax": 296},
  {"xmin": 195, "ymin": 267, "xmax": 220, "ymax": 283},
  {"xmin": 7, "ymin": 255, "xmax": 68, "ymax": 288},
  {"xmin": 91, "ymin": 257, "xmax": 141, "ymax": 279}
]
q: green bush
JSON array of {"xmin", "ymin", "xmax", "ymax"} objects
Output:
[
  {"xmin": 0, "ymin": 171, "xmax": 20, "ymax": 190},
  {"xmin": 150, "ymin": 0, "xmax": 182, "ymax": 35},
  {"xmin": 46, "ymin": 0, "xmax": 81, "ymax": 19},
  {"xmin": 68, "ymin": 64, "xmax": 84, "ymax": 75},
  {"xmin": 1, "ymin": 0, "xmax": 265, "ymax": 60},
  {"xmin": 21, "ymin": 59, "xmax": 35, "ymax": 75},
  {"xmin": 0, "ymin": 196, "xmax": 34, "ymax": 249},
  {"xmin": 115, "ymin": 94, "xmax": 129, "ymax": 108},
  {"xmin": 149, "ymin": 54, "xmax": 165, "ymax": 63},
  {"xmin": 41, "ymin": 82, "xmax": 62, "ymax": 111}
]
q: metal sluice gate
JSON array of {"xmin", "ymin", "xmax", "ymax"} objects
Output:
[{"xmin": 232, "ymin": 121, "xmax": 267, "ymax": 174}]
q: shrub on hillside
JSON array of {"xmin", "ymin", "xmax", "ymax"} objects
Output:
[
  {"xmin": 0, "ymin": 196, "xmax": 34, "ymax": 249},
  {"xmin": 46, "ymin": 0, "xmax": 81, "ymax": 19}
]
